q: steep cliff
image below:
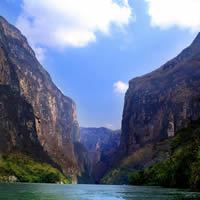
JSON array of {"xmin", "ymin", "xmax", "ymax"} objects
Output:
[
  {"xmin": 128, "ymin": 120, "xmax": 200, "ymax": 189},
  {"xmin": 80, "ymin": 127, "xmax": 120, "ymax": 183},
  {"xmin": 0, "ymin": 16, "xmax": 80, "ymax": 178},
  {"xmin": 120, "ymin": 33, "xmax": 200, "ymax": 154}
]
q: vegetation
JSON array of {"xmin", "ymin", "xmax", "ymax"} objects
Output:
[
  {"xmin": 0, "ymin": 152, "xmax": 70, "ymax": 184},
  {"xmin": 101, "ymin": 142, "xmax": 168, "ymax": 184},
  {"xmin": 128, "ymin": 120, "xmax": 200, "ymax": 189},
  {"xmin": 101, "ymin": 168, "xmax": 131, "ymax": 184}
]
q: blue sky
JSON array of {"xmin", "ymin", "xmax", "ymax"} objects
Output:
[{"xmin": 0, "ymin": 0, "xmax": 199, "ymax": 129}]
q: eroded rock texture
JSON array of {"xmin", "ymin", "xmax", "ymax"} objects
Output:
[
  {"xmin": 0, "ymin": 16, "xmax": 80, "ymax": 177},
  {"xmin": 120, "ymin": 33, "xmax": 200, "ymax": 154},
  {"xmin": 80, "ymin": 127, "xmax": 120, "ymax": 183}
]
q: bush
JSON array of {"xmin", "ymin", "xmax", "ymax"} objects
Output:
[
  {"xmin": 128, "ymin": 171, "xmax": 144, "ymax": 185},
  {"xmin": 0, "ymin": 152, "xmax": 70, "ymax": 184},
  {"xmin": 128, "ymin": 121, "xmax": 200, "ymax": 189},
  {"xmin": 190, "ymin": 161, "xmax": 200, "ymax": 189}
]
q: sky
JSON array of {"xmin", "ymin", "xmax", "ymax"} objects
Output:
[{"xmin": 0, "ymin": 0, "xmax": 199, "ymax": 129}]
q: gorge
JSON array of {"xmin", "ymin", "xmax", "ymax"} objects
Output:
[{"xmin": 0, "ymin": 15, "xmax": 200, "ymax": 188}]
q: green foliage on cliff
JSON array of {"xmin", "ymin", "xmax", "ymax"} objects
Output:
[
  {"xmin": 101, "ymin": 168, "xmax": 131, "ymax": 185},
  {"xmin": 101, "ymin": 142, "xmax": 169, "ymax": 184},
  {"xmin": 128, "ymin": 120, "xmax": 200, "ymax": 189},
  {"xmin": 0, "ymin": 152, "xmax": 70, "ymax": 184}
]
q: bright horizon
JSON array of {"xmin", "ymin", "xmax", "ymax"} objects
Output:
[{"xmin": 0, "ymin": 0, "xmax": 199, "ymax": 129}]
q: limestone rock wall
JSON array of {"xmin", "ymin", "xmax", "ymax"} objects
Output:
[
  {"xmin": 0, "ymin": 16, "xmax": 80, "ymax": 177},
  {"xmin": 120, "ymin": 33, "xmax": 200, "ymax": 154}
]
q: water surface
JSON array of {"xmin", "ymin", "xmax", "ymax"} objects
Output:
[{"xmin": 0, "ymin": 183, "xmax": 200, "ymax": 200}]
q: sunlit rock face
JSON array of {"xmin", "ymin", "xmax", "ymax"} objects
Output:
[
  {"xmin": 0, "ymin": 16, "xmax": 80, "ymax": 177},
  {"xmin": 120, "ymin": 33, "xmax": 200, "ymax": 154},
  {"xmin": 80, "ymin": 127, "xmax": 120, "ymax": 183}
]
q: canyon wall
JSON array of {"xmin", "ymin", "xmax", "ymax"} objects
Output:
[
  {"xmin": 80, "ymin": 127, "xmax": 120, "ymax": 183},
  {"xmin": 0, "ymin": 16, "xmax": 80, "ymax": 178},
  {"xmin": 120, "ymin": 33, "xmax": 200, "ymax": 155}
]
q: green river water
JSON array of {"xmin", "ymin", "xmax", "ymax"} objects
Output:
[{"xmin": 0, "ymin": 183, "xmax": 200, "ymax": 200}]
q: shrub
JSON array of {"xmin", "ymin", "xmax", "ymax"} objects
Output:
[
  {"xmin": 128, "ymin": 120, "xmax": 200, "ymax": 189},
  {"xmin": 0, "ymin": 152, "xmax": 70, "ymax": 184}
]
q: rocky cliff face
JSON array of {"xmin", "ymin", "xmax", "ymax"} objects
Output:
[
  {"xmin": 120, "ymin": 33, "xmax": 200, "ymax": 155},
  {"xmin": 80, "ymin": 127, "xmax": 120, "ymax": 183},
  {"xmin": 0, "ymin": 16, "xmax": 80, "ymax": 178}
]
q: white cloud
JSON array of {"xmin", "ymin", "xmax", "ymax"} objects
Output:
[
  {"xmin": 145, "ymin": 0, "xmax": 200, "ymax": 31},
  {"xmin": 105, "ymin": 123, "xmax": 114, "ymax": 129},
  {"xmin": 16, "ymin": 0, "xmax": 132, "ymax": 49},
  {"xmin": 33, "ymin": 46, "xmax": 46, "ymax": 63},
  {"xmin": 113, "ymin": 81, "xmax": 128, "ymax": 94}
]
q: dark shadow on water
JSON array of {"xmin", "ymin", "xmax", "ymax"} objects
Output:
[{"xmin": 173, "ymin": 196, "xmax": 200, "ymax": 200}]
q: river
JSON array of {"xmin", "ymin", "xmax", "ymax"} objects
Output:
[{"xmin": 0, "ymin": 183, "xmax": 200, "ymax": 200}]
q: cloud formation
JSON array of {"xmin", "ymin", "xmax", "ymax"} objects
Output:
[
  {"xmin": 145, "ymin": 0, "xmax": 200, "ymax": 31},
  {"xmin": 16, "ymin": 0, "xmax": 132, "ymax": 49},
  {"xmin": 113, "ymin": 81, "xmax": 128, "ymax": 94},
  {"xmin": 33, "ymin": 46, "xmax": 46, "ymax": 63}
]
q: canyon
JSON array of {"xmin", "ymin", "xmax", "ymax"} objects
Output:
[
  {"xmin": 1, "ymin": 15, "xmax": 200, "ymax": 186},
  {"xmin": 80, "ymin": 127, "xmax": 120, "ymax": 183}
]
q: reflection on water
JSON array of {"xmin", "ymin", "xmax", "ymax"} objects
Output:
[{"xmin": 0, "ymin": 183, "xmax": 200, "ymax": 200}]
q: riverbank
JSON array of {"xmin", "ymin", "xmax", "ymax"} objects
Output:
[{"xmin": 0, "ymin": 152, "xmax": 70, "ymax": 184}]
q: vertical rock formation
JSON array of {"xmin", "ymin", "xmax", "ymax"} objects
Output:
[
  {"xmin": 80, "ymin": 127, "xmax": 120, "ymax": 183},
  {"xmin": 0, "ymin": 16, "xmax": 80, "ymax": 177},
  {"xmin": 120, "ymin": 33, "xmax": 200, "ymax": 154}
]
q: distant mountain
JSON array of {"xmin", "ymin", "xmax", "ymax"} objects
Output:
[
  {"xmin": 80, "ymin": 127, "xmax": 120, "ymax": 183},
  {"xmin": 0, "ymin": 16, "xmax": 83, "ymax": 182}
]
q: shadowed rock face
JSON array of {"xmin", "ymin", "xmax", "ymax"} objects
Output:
[
  {"xmin": 120, "ymin": 33, "xmax": 200, "ymax": 155},
  {"xmin": 0, "ymin": 16, "xmax": 80, "ymax": 177},
  {"xmin": 80, "ymin": 127, "xmax": 120, "ymax": 183}
]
